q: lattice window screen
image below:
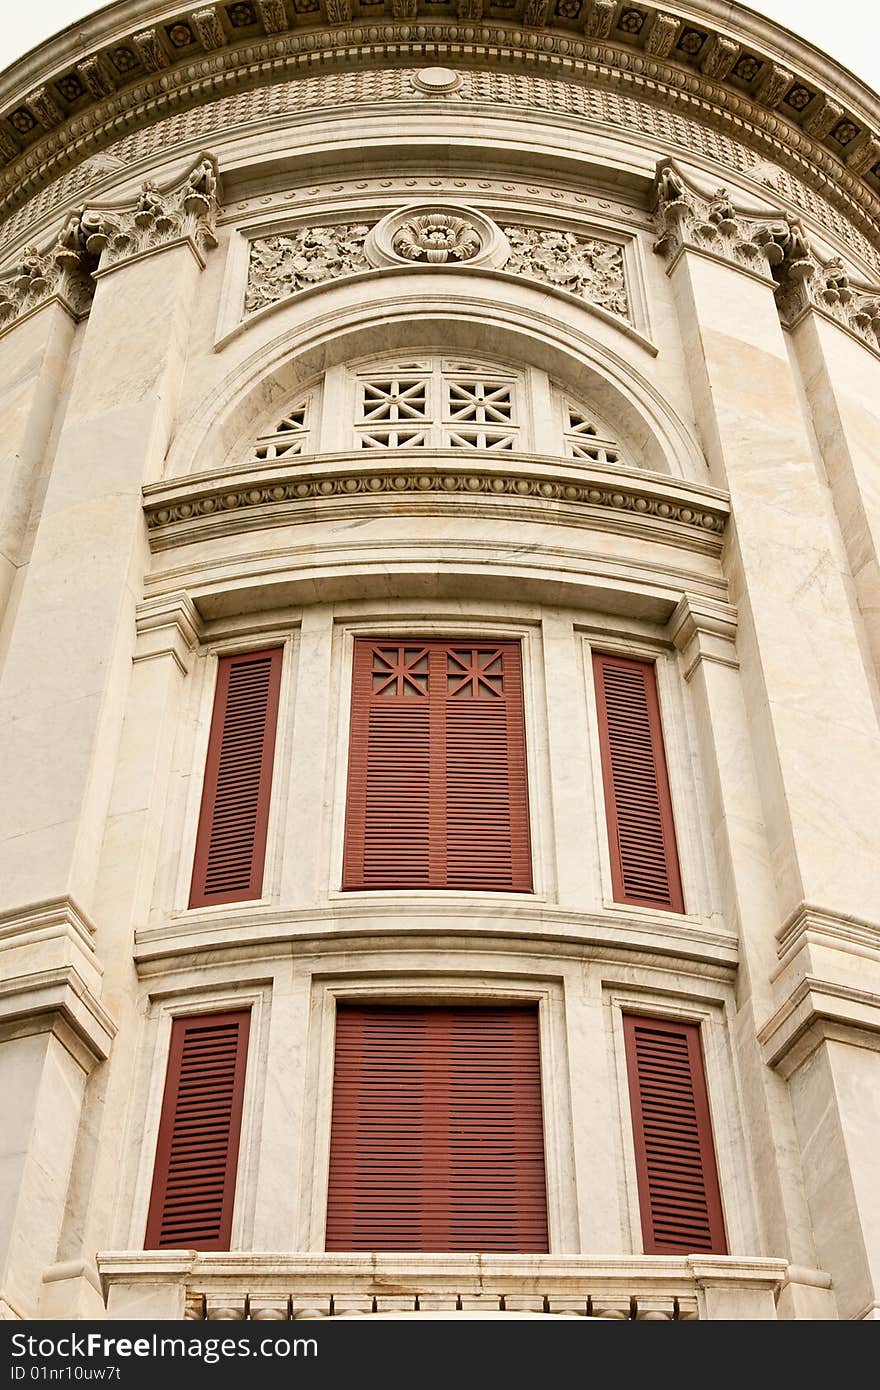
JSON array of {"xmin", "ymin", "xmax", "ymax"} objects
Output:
[
  {"xmin": 564, "ymin": 406, "xmax": 620, "ymax": 464},
  {"xmin": 252, "ymin": 398, "xmax": 312, "ymax": 460},
  {"xmin": 354, "ymin": 360, "xmax": 520, "ymax": 450}
]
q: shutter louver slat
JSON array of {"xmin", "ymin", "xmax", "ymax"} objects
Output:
[
  {"xmin": 593, "ymin": 652, "xmax": 684, "ymax": 912},
  {"xmin": 623, "ymin": 1014, "xmax": 727, "ymax": 1255},
  {"xmin": 144, "ymin": 1012, "xmax": 250, "ymax": 1251},
  {"xmin": 189, "ymin": 648, "xmax": 282, "ymax": 907},
  {"xmin": 326, "ymin": 1006, "xmax": 548, "ymax": 1252},
  {"xmin": 342, "ymin": 640, "xmax": 531, "ymax": 891}
]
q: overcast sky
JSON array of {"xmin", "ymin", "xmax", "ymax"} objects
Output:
[{"xmin": 1, "ymin": 1, "xmax": 878, "ymax": 93}]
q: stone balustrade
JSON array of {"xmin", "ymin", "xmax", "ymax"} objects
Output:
[{"xmin": 97, "ymin": 1252, "xmax": 788, "ymax": 1322}]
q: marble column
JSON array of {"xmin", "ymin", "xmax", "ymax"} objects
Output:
[
  {"xmin": 0, "ymin": 227, "xmax": 96, "ymax": 636},
  {"xmin": 782, "ymin": 286, "xmax": 880, "ymax": 687},
  {"xmin": 0, "ymin": 159, "xmax": 219, "ymax": 1320},
  {"xmin": 657, "ymin": 164, "xmax": 880, "ymax": 1320}
]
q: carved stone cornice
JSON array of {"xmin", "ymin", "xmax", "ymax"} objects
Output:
[
  {"xmin": 85, "ymin": 154, "xmax": 220, "ymax": 275},
  {"xmin": 653, "ymin": 159, "xmax": 810, "ymax": 283},
  {"xmin": 775, "ymin": 248, "xmax": 880, "ymax": 354},
  {"xmin": 142, "ymin": 454, "xmax": 729, "ymax": 551},
  {"xmin": 0, "ymin": 7, "xmax": 879, "ymax": 279},
  {"xmin": 0, "ymin": 212, "xmax": 95, "ymax": 332}
]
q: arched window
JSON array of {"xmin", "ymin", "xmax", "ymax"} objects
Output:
[{"xmin": 249, "ymin": 353, "xmax": 620, "ymax": 465}]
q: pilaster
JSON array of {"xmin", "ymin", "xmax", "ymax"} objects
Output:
[
  {"xmin": 667, "ymin": 595, "xmax": 833, "ymax": 1313},
  {"xmin": 658, "ymin": 162, "xmax": 880, "ymax": 1322},
  {"xmin": 777, "ymin": 258, "xmax": 880, "ymax": 685},
  {"xmin": 0, "ymin": 155, "xmax": 220, "ymax": 920},
  {"xmin": 0, "ymin": 157, "xmax": 219, "ymax": 1319},
  {"xmin": 0, "ymin": 219, "xmax": 95, "ymax": 630},
  {"xmin": 41, "ymin": 593, "xmax": 204, "ymax": 1315},
  {"xmin": 655, "ymin": 160, "xmax": 880, "ymax": 930}
]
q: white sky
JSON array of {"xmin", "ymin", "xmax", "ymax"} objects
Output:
[{"xmin": 1, "ymin": 1, "xmax": 878, "ymax": 93}]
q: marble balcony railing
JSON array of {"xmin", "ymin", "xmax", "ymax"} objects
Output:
[{"xmin": 97, "ymin": 1252, "xmax": 787, "ymax": 1322}]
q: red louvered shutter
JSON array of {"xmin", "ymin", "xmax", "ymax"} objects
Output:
[
  {"xmin": 189, "ymin": 647, "xmax": 282, "ymax": 907},
  {"xmin": 326, "ymin": 1005, "xmax": 548, "ymax": 1252},
  {"xmin": 144, "ymin": 1011, "xmax": 250, "ymax": 1251},
  {"xmin": 592, "ymin": 652, "xmax": 684, "ymax": 912},
  {"xmin": 342, "ymin": 640, "xmax": 531, "ymax": 891},
  {"xmin": 623, "ymin": 1014, "xmax": 727, "ymax": 1255}
]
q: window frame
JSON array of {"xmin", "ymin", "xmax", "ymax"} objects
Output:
[
  {"xmin": 299, "ymin": 974, "xmax": 573, "ymax": 1254},
  {"xmin": 326, "ymin": 616, "xmax": 547, "ymax": 904}
]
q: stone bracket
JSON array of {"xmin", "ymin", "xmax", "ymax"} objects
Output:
[
  {"xmin": 0, "ymin": 896, "xmax": 115, "ymax": 1070},
  {"xmin": 134, "ymin": 591, "xmax": 204, "ymax": 674},
  {"xmin": 667, "ymin": 593, "xmax": 738, "ymax": 681}
]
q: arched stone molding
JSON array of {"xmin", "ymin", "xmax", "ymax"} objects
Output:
[{"xmin": 168, "ymin": 277, "xmax": 706, "ymax": 482}]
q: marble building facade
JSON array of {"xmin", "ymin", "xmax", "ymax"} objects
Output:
[{"xmin": 0, "ymin": 0, "xmax": 879, "ymax": 1322}]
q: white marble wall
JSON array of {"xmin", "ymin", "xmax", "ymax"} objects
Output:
[{"xmin": 1, "ymin": 137, "xmax": 880, "ymax": 1324}]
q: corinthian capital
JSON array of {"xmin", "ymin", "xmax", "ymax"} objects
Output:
[
  {"xmin": 84, "ymin": 153, "xmax": 221, "ymax": 273},
  {"xmin": 653, "ymin": 159, "xmax": 806, "ymax": 280},
  {"xmin": 0, "ymin": 212, "xmax": 96, "ymax": 331},
  {"xmin": 776, "ymin": 247, "xmax": 880, "ymax": 351}
]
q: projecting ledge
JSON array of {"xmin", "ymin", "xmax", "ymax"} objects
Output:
[
  {"xmin": 97, "ymin": 1252, "xmax": 787, "ymax": 1322},
  {"xmin": 142, "ymin": 453, "xmax": 729, "ymax": 553}
]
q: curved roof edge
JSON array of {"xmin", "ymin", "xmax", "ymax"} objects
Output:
[{"xmin": 0, "ymin": 1, "xmax": 878, "ymax": 233}]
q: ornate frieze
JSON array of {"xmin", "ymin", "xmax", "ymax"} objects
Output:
[
  {"xmin": 502, "ymin": 226, "xmax": 628, "ymax": 318},
  {"xmin": 245, "ymin": 206, "xmax": 629, "ymax": 320},
  {"xmin": 0, "ymin": 215, "xmax": 95, "ymax": 329},
  {"xmin": 143, "ymin": 460, "xmax": 728, "ymax": 541},
  {"xmin": 2, "ymin": 62, "xmax": 879, "ymax": 284},
  {"xmin": 244, "ymin": 224, "xmax": 370, "ymax": 313},
  {"xmin": 84, "ymin": 157, "xmax": 220, "ymax": 272}
]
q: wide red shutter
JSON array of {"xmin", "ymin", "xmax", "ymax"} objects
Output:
[
  {"xmin": 592, "ymin": 651, "xmax": 684, "ymax": 912},
  {"xmin": 326, "ymin": 1005, "xmax": 548, "ymax": 1252},
  {"xmin": 189, "ymin": 647, "xmax": 282, "ymax": 907},
  {"xmin": 342, "ymin": 640, "xmax": 531, "ymax": 891},
  {"xmin": 623, "ymin": 1014, "xmax": 727, "ymax": 1255},
  {"xmin": 144, "ymin": 1011, "xmax": 250, "ymax": 1251}
]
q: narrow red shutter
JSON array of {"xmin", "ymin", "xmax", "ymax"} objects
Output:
[
  {"xmin": 623, "ymin": 1014, "xmax": 727, "ymax": 1255},
  {"xmin": 592, "ymin": 651, "xmax": 684, "ymax": 912},
  {"xmin": 144, "ymin": 1011, "xmax": 250, "ymax": 1251},
  {"xmin": 189, "ymin": 647, "xmax": 282, "ymax": 907},
  {"xmin": 342, "ymin": 640, "xmax": 531, "ymax": 891},
  {"xmin": 326, "ymin": 1005, "xmax": 548, "ymax": 1252}
]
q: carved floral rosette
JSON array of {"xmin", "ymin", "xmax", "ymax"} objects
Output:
[{"xmin": 364, "ymin": 203, "xmax": 510, "ymax": 269}]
